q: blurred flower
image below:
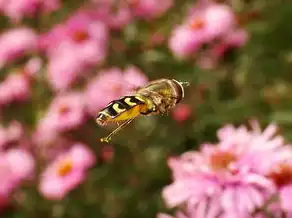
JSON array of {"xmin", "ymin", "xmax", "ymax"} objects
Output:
[
  {"xmin": 168, "ymin": 0, "xmax": 248, "ymax": 68},
  {"xmin": 90, "ymin": 0, "xmax": 133, "ymax": 29},
  {"xmin": 0, "ymin": 73, "xmax": 31, "ymax": 107},
  {"xmin": 0, "ymin": 28, "xmax": 37, "ymax": 69},
  {"xmin": 32, "ymin": 128, "xmax": 72, "ymax": 162},
  {"xmin": 32, "ymin": 123, "xmax": 60, "ymax": 149},
  {"xmin": 99, "ymin": 144, "xmax": 114, "ymax": 163},
  {"xmin": 91, "ymin": 0, "xmax": 172, "ymax": 22},
  {"xmin": 189, "ymin": 3, "xmax": 236, "ymax": 41},
  {"xmin": 33, "ymin": 92, "xmax": 87, "ymax": 161},
  {"xmin": 38, "ymin": 92, "xmax": 87, "ymax": 133},
  {"xmin": 23, "ymin": 57, "xmax": 42, "ymax": 78},
  {"xmin": 169, "ymin": 25, "xmax": 205, "ymax": 59},
  {"xmin": 6, "ymin": 149, "xmax": 35, "ymax": 180},
  {"xmin": 0, "ymin": 149, "xmax": 34, "ymax": 198},
  {"xmin": 0, "ymin": 0, "xmax": 60, "ymax": 23},
  {"xmin": 0, "ymin": 121, "xmax": 25, "ymax": 150},
  {"xmin": 40, "ymin": 11, "xmax": 108, "ymax": 91},
  {"xmin": 172, "ymin": 104, "xmax": 192, "ymax": 122},
  {"xmin": 129, "ymin": 0, "xmax": 173, "ymax": 20},
  {"xmin": 161, "ymin": 121, "xmax": 292, "ymax": 217},
  {"xmin": 253, "ymin": 202, "xmax": 292, "ymax": 218},
  {"xmin": 85, "ymin": 65, "xmax": 148, "ymax": 116},
  {"xmin": 267, "ymin": 160, "xmax": 292, "ymax": 213},
  {"xmin": 197, "ymin": 29, "xmax": 249, "ymax": 69},
  {"xmin": 123, "ymin": 65, "xmax": 149, "ymax": 88},
  {"xmin": 39, "ymin": 143, "xmax": 95, "ymax": 200}
]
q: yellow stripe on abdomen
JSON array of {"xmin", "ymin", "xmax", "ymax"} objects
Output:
[
  {"xmin": 112, "ymin": 104, "xmax": 148, "ymax": 121},
  {"xmin": 112, "ymin": 105, "xmax": 141, "ymax": 121}
]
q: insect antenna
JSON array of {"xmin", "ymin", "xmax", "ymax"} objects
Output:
[
  {"xmin": 179, "ymin": 81, "xmax": 190, "ymax": 87},
  {"xmin": 100, "ymin": 118, "xmax": 135, "ymax": 143}
]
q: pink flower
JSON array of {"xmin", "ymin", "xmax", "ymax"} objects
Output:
[
  {"xmin": 172, "ymin": 104, "xmax": 192, "ymax": 122},
  {"xmin": 85, "ymin": 66, "xmax": 148, "ymax": 116},
  {"xmin": 161, "ymin": 121, "xmax": 292, "ymax": 218},
  {"xmin": 0, "ymin": 28, "xmax": 37, "ymax": 69},
  {"xmin": 39, "ymin": 143, "xmax": 95, "ymax": 200},
  {"xmin": 32, "ymin": 127, "xmax": 72, "ymax": 162},
  {"xmin": 0, "ymin": 149, "xmax": 35, "ymax": 197},
  {"xmin": 0, "ymin": 0, "xmax": 60, "ymax": 23},
  {"xmin": 32, "ymin": 123, "xmax": 60, "ymax": 149},
  {"xmin": 90, "ymin": 0, "xmax": 133, "ymax": 29},
  {"xmin": 267, "ymin": 160, "xmax": 292, "ymax": 214},
  {"xmin": 38, "ymin": 92, "xmax": 87, "ymax": 133},
  {"xmin": 40, "ymin": 11, "xmax": 108, "ymax": 91},
  {"xmin": 215, "ymin": 121, "xmax": 292, "ymax": 174},
  {"xmin": 185, "ymin": 0, "xmax": 236, "ymax": 41},
  {"xmin": 6, "ymin": 149, "xmax": 35, "ymax": 180},
  {"xmin": 130, "ymin": 0, "xmax": 173, "ymax": 20},
  {"xmin": 123, "ymin": 65, "xmax": 149, "ymax": 88},
  {"xmin": 197, "ymin": 29, "xmax": 249, "ymax": 69},
  {"xmin": 168, "ymin": 0, "xmax": 247, "ymax": 67},
  {"xmin": 168, "ymin": 25, "xmax": 206, "ymax": 59},
  {"xmin": 0, "ymin": 121, "xmax": 25, "ymax": 149},
  {"xmin": 33, "ymin": 92, "xmax": 87, "ymax": 159},
  {"xmin": 169, "ymin": 1, "xmax": 236, "ymax": 58},
  {"xmin": 252, "ymin": 202, "xmax": 292, "ymax": 218},
  {"xmin": 99, "ymin": 144, "xmax": 114, "ymax": 163},
  {"xmin": 23, "ymin": 57, "xmax": 42, "ymax": 78},
  {"xmin": 200, "ymin": 4, "xmax": 235, "ymax": 40},
  {"xmin": 0, "ymin": 73, "xmax": 31, "ymax": 107}
]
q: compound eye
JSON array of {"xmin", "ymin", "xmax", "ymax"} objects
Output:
[
  {"xmin": 96, "ymin": 113, "xmax": 108, "ymax": 125},
  {"xmin": 97, "ymin": 113, "xmax": 106, "ymax": 120}
]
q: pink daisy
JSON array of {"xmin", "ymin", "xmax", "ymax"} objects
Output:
[
  {"xmin": 39, "ymin": 143, "xmax": 95, "ymax": 200},
  {"xmin": 161, "ymin": 121, "xmax": 292, "ymax": 218}
]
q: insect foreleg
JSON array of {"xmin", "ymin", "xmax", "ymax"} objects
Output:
[{"xmin": 100, "ymin": 118, "xmax": 135, "ymax": 143}]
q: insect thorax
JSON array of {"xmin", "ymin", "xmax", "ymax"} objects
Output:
[{"xmin": 137, "ymin": 79, "xmax": 183, "ymax": 114}]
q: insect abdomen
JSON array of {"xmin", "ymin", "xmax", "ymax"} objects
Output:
[{"xmin": 96, "ymin": 95, "xmax": 151, "ymax": 123}]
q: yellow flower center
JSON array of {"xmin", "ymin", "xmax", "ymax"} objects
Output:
[
  {"xmin": 72, "ymin": 30, "xmax": 89, "ymax": 42},
  {"xmin": 189, "ymin": 18, "xmax": 205, "ymax": 30},
  {"xmin": 210, "ymin": 151, "xmax": 237, "ymax": 171},
  {"xmin": 57, "ymin": 159, "xmax": 73, "ymax": 177},
  {"xmin": 59, "ymin": 105, "xmax": 70, "ymax": 115}
]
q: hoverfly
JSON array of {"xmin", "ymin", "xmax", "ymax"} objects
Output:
[{"xmin": 96, "ymin": 79, "xmax": 189, "ymax": 143}]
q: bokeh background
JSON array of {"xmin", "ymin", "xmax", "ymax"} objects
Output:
[{"xmin": 0, "ymin": 0, "xmax": 291, "ymax": 217}]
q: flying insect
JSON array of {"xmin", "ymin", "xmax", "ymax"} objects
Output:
[{"xmin": 96, "ymin": 78, "xmax": 189, "ymax": 143}]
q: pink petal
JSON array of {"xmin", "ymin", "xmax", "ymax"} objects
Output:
[
  {"xmin": 6, "ymin": 149, "xmax": 34, "ymax": 180},
  {"xmin": 280, "ymin": 185, "xmax": 292, "ymax": 212},
  {"xmin": 39, "ymin": 176, "xmax": 67, "ymax": 200},
  {"xmin": 71, "ymin": 143, "xmax": 96, "ymax": 168},
  {"xmin": 162, "ymin": 181, "xmax": 191, "ymax": 208}
]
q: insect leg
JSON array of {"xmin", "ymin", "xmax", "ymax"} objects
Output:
[{"xmin": 100, "ymin": 118, "xmax": 135, "ymax": 143}]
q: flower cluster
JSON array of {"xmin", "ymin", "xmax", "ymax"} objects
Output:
[
  {"xmin": 159, "ymin": 121, "xmax": 292, "ymax": 218},
  {"xmin": 0, "ymin": 0, "xmax": 60, "ymax": 23},
  {"xmin": 39, "ymin": 143, "xmax": 95, "ymax": 200},
  {"xmin": 39, "ymin": 10, "xmax": 109, "ymax": 91},
  {"xmin": 0, "ymin": 121, "xmax": 34, "ymax": 208},
  {"xmin": 0, "ymin": 0, "xmax": 256, "ymax": 216}
]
